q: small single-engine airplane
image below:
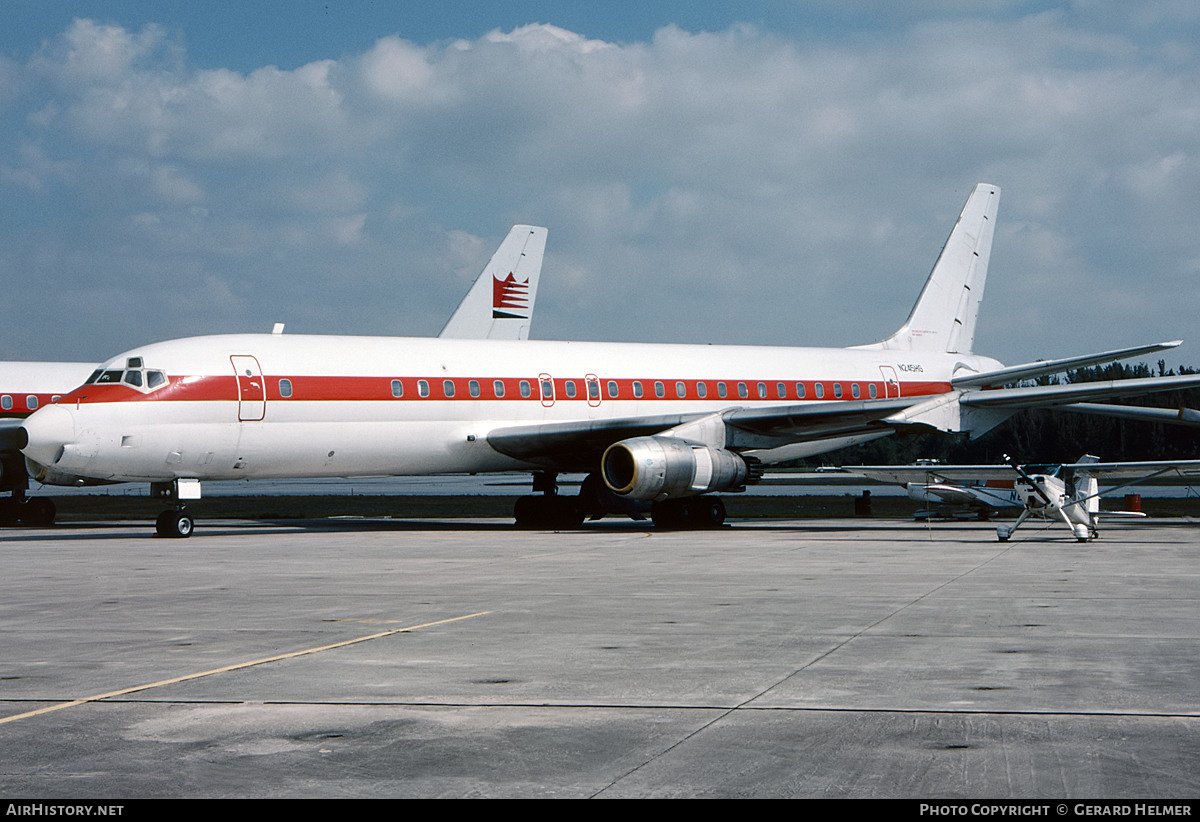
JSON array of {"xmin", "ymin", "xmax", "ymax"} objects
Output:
[
  {"xmin": 17, "ymin": 184, "xmax": 1200, "ymax": 537},
  {"xmin": 0, "ymin": 225, "xmax": 545, "ymax": 525},
  {"xmin": 847, "ymin": 456, "xmax": 1200, "ymax": 541}
]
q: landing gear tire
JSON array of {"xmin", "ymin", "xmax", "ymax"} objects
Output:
[
  {"xmin": 0, "ymin": 497, "xmax": 55, "ymax": 526},
  {"xmin": 25, "ymin": 498, "xmax": 56, "ymax": 526},
  {"xmin": 156, "ymin": 509, "xmax": 194, "ymax": 538},
  {"xmin": 651, "ymin": 496, "xmax": 725, "ymax": 529},
  {"xmin": 513, "ymin": 495, "xmax": 584, "ymax": 530}
]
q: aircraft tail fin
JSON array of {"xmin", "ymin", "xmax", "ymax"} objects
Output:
[
  {"xmin": 861, "ymin": 183, "xmax": 1000, "ymax": 354},
  {"xmin": 439, "ymin": 225, "xmax": 547, "ymax": 341}
]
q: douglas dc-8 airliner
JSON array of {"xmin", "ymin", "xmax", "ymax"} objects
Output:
[{"xmin": 18, "ymin": 184, "xmax": 1200, "ymax": 536}]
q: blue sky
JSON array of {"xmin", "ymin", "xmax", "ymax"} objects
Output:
[{"xmin": 2, "ymin": 1, "xmax": 1198, "ymax": 367}]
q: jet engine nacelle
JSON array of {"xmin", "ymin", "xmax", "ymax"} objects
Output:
[
  {"xmin": 24, "ymin": 457, "xmax": 114, "ymax": 488},
  {"xmin": 601, "ymin": 436, "xmax": 755, "ymax": 501}
]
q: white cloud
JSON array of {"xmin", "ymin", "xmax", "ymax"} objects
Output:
[{"xmin": 1, "ymin": 13, "xmax": 1198, "ymax": 369}]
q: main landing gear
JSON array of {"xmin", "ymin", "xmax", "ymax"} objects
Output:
[
  {"xmin": 0, "ymin": 491, "xmax": 56, "ymax": 527},
  {"xmin": 513, "ymin": 471, "xmax": 585, "ymax": 529},
  {"xmin": 151, "ymin": 479, "xmax": 200, "ymax": 538},
  {"xmin": 650, "ymin": 496, "xmax": 726, "ymax": 529},
  {"xmin": 0, "ymin": 455, "xmax": 56, "ymax": 526},
  {"xmin": 513, "ymin": 471, "xmax": 728, "ymax": 530}
]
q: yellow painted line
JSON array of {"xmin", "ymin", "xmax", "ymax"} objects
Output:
[{"xmin": 0, "ymin": 610, "xmax": 492, "ymax": 725}]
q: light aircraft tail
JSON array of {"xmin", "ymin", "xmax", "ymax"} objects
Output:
[
  {"xmin": 862, "ymin": 183, "xmax": 1000, "ymax": 355},
  {"xmin": 439, "ymin": 225, "xmax": 547, "ymax": 341}
]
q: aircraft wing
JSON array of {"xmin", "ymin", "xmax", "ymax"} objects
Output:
[
  {"xmin": 486, "ymin": 395, "xmax": 920, "ymax": 470},
  {"xmin": 1057, "ymin": 403, "xmax": 1200, "ymax": 427}
]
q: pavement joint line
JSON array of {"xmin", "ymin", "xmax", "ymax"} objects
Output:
[{"xmin": 0, "ymin": 610, "xmax": 493, "ymax": 726}]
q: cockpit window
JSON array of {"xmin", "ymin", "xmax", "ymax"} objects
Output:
[{"xmin": 88, "ymin": 362, "xmax": 168, "ymax": 393}]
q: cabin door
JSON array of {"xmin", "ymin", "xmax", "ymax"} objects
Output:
[{"xmin": 231, "ymin": 355, "xmax": 266, "ymax": 421}]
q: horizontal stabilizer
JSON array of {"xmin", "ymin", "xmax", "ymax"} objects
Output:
[
  {"xmin": 960, "ymin": 373, "xmax": 1200, "ymax": 409},
  {"xmin": 951, "ymin": 340, "xmax": 1182, "ymax": 388}
]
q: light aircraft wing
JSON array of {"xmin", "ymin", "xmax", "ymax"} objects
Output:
[
  {"xmin": 847, "ymin": 465, "xmax": 1021, "ymax": 483},
  {"xmin": 439, "ymin": 225, "xmax": 546, "ymax": 340},
  {"xmin": 1058, "ymin": 459, "xmax": 1200, "ymax": 480},
  {"xmin": 849, "ymin": 459, "xmax": 1200, "ymax": 484}
]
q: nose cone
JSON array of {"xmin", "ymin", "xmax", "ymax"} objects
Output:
[{"xmin": 20, "ymin": 404, "xmax": 76, "ymax": 467}]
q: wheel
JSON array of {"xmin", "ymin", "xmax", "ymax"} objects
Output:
[
  {"xmin": 696, "ymin": 497, "xmax": 726, "ymax": 527},
  {"xmin": 513, "ymin": 496, "xmax": 583, "ymax": 529},
  {"xmin": 24, "ymin": 498, "xmax": 56, "ymax": 526},
  {"xmin": 156, "ymin": 509, "xmax": 194, "ymax": 538}
]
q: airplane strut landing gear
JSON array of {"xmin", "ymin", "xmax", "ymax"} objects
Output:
[
  {"xmin": 651, "ymin": 496, "xmax": 726, "ymax": 529},
  {"xmin": 513, "ymin": 471, "xmax": 584, "ymax": 530},
  {"xmin": 152, "ymin": 479, "xmax": 200, "ymax": 538}
]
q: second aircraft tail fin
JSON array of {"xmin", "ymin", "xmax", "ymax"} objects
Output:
[{"xmin": 439, "ymin": 225, "xmax": 547, "ymax": 341}]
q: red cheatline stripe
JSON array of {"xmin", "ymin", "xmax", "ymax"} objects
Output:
[{"xmin": 56, "ymin": 374, "xmax": 949, "ymax": 405}]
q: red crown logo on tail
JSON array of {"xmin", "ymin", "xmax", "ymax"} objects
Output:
[{"xmin": 492, "ymin": 272, "xmax": 530, "ymax": 319}]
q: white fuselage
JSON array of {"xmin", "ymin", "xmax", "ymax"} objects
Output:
[{"xmin": 21, "ymin": 333, "xmax": 1002, "ymax": 484}]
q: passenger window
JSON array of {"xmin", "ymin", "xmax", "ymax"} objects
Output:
[
  {"xmin": 26, "ymin": 395, "xmax": 37, "ymax": 410},
  {"xmin": 564, "ymin": 380, "xmax": 576, "ymax": 399},
  {"xmin": 777, "ymin": 382, "xmax": 786, "ymax": 399},
  {"xmin": 469, "ymin": 380, "xmax": 480, "ymax": 398},
  {"xmin": 391, "ymin": 379, "xmax": 403, "ymax": 398},
  {"xmin": 737, "ymin": 382, "xmax": 748, "ymax": 399},
  {"xmin": 633, "ymin": 381, "xmax": 643, "ymax": 399},
  {"xmin": 757, "ymin": 382, "xmax": 766, "ymax": 399},
  {"xmin": 654, "ymin": 381, "xmax": 665, "ymax": 398},
  {"xmin": 443, "ymin": 380, "xmax": 456, "ymax": 398},
  {"xmin": 815, "ymin": 383, "xmax": 824, "ymax": 399},
  {"xmin": 851, "ymin": 383, "xmax": 861, "ymax": 399},
  {"xmin": 675, "ymin": 381, "xmax": 686, "ymax": 398},
  {"xmin": 493, "ymin": 380, "xmax": 506, "ymax": 398},
  {"xmin": 697, "ymin": 382, "xmax": 707, "ymax": 398},
  {"xmin": 869, "ymin": 383, "xmax": 878, "ymax": 399},
  {"xmin": 796, "ymin": 382, "xmax": 806, "ymax": 398},
  {"xmin": 834, "ymin": 383, "xmax": 843, "ymax": 399},
  {"xmin": 418, "ymin": 380, "xmax": 430, "ymax": 398},
  {"xmin": 520, "ymin": 380, "xmax": 531, "ymax": 398},
  {"xmin": 280, "ymin": 379, "xmax": 293, "ymax": 398},
  {"xmin": 588, "ymin": 380, "xmax": 600, "ymax": 400},
  {"xmin": 607, "ymin": 380, "xmax": 618, "ymax": 398},
  {"xmin": 540, "ymin": 379, "xmax": 553, "ymax": 400},
  {"xmin": 717, "ymin": 382, "xmax": 727, "ymax": 398},
  {"xmin": 1, "ymin": 396, "xmax": 10, "ymax": 411}
]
